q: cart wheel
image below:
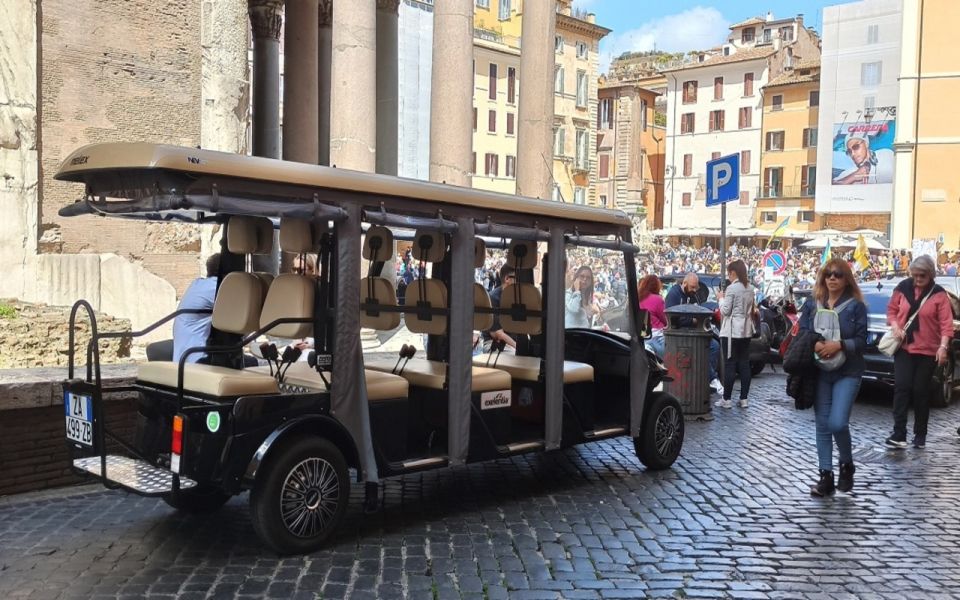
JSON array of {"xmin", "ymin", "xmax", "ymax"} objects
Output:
[
  {"xmin": 250, "ymin": 436, "xmax": 350, "ymax": 554},
  {"xmin": 750, "ymin": 361, "xmax": 766, "ymax": 376},
  {"xmin": 162, "ymin": 485, "xmax": 231, "ymax": 514},
  {"xmin": 634, "ymin": 392, "xmax": 684, "ymax": 470}
]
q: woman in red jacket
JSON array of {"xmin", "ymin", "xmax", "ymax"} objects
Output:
[{"xmin": 884, "ymin": 255, "xmax": 955, "ymax": 449}]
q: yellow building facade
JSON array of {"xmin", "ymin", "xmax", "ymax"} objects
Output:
[
  {"xmin": 470, "ymin": 0, "xmax": 609, "ymax": 205},
  {"xmin": 757, "ymin": 61, "xmax": 823, "ymax": 237},
  {"xmin": 471, "ymin": 39, "xmax": 521, "ymax": 195},
  {"xmin": 892, "ymin": 0, "xmax": 960, "ymax": 250}
]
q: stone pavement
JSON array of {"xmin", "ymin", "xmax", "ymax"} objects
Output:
[{"xmin": 2, "ymin": 372, "xmax": 960, "ymax": 600}]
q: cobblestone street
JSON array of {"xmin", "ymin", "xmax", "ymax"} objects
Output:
[{"xmin": 3, "ymin": 372, "xmax": 960, "ymax": 599}]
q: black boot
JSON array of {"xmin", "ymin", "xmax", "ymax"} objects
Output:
[
  {"xmin": 810, "ymin": 470, "xmax": 835, "ymax": 497},
  {"xmin": 837, "ymin": 462, "xmax": 855, "ymax": 493}
]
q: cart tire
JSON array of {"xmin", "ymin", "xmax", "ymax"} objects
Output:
[
  {"xmin": 162, "ymin": 485, "xmax": 231, "ymax": 514},
  {"xmin": 250, "ymin": 435, "xmax": 349, "ymax": 554},
  {"xmin": 750, "ymin": 361, "xmax": 766, "ymax": 377},
  {"xmin": 634, "ymin": 392, "xmax": 684, "ymax": 471},
  {"xmin": 931, "ymin": 357, "xmax": 955, "ymax": 408}
]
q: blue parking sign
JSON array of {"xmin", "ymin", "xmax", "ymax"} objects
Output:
[{"xmin": 705, "ymin": 154, "xmax": 740, "ymax": 207}]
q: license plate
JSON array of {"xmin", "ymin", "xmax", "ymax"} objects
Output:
[{"xmin": 64, "ymin": 392, "xmax": 94, "ymax": 447}]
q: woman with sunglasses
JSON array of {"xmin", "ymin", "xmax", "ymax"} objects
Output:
[
  {"xmin": 884, "ymin": 255, "xmax": 954, "ymax": 450},
  {"xmin": 798, "ymin": 259, "xmax": 867, "ymax": 496}
]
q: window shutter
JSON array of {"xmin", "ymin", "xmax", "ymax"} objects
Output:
[{"xmin": 599, "ymin": 155, "xmax": 609, "ymax": 179}]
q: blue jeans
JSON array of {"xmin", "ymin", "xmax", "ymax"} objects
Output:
[
  {"xmin": 814, "ymin": 373, "xmax": 861, "ymax": 471},
  {"xmin": 645, "ymin": 334, "xmax": 665, "ymax": 359},
  {"xmin": 708, "ymin": 338, "xmax": 720, "ymax": 381}
]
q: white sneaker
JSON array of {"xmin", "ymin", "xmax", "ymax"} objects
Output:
[
  {"xmin": 739, "ymin": 399, "xmax": 749, "ymax": 408},
  {"xmin": 716, "ymin": 399, "xmax": 732, "ymax": 409},
  {"xmin": 709, "ymin": 378, "xmax": 723, "ymax": 393}
]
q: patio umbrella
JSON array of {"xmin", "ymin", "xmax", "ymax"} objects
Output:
[
  {"xmin": 851, "ymin": 228, "xmax": 885, "ymax": 238},
  {"xmin": 800, "ymin": 237, "xmax": 856, "ymax": 249}
]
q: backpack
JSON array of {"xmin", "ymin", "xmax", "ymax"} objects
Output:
[{"xmin": 813, "ymin": 298, "xmax": 854, "ymax": 371}]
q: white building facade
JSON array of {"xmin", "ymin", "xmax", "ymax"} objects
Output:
[
  {"xmin": 664, "ymin": 55, "xmax": 770, "ymax": 230},
  {"xmin": 815, "ymin": 0, "xmax": 902, "ymax": 217}
]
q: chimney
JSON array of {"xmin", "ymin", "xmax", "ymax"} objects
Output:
[
  {"xmin": 797, "ymin": 13, "xmax": 804, "ymax": 26},
  {"xmin": 766, "ymin": 11, "xmax": 774, "ymax": 22},
  {"xmin": 586, "ymin": 13, "xmax": 596, "ymax": 24}
]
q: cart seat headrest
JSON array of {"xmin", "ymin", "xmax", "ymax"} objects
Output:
[{"xmin": 227, "ymin": 216, "xmax": 273, "ymax": 255}]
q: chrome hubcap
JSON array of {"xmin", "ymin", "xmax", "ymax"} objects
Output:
[
  {"xmin": 281, "ymin": 457, "xmax": 340, "ymax": 538},
  {"xmin": 655, "ymin": 406, "xmax": 682, "ymax": 458}
]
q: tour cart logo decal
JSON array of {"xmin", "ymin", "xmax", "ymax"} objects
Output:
[
  {"xmin": 70, "ymin": 155, "xmax": 89, "ymax": 165},
  {"xmin": 206, "ymin": 412, "xmax": 221, "ymax": 433},
  {"xmin": 480, "ymin": 390, "xmax": 512, "ymax": 410}
]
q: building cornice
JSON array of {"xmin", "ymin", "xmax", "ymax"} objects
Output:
[{"xmin": 556, "ymin": 13, "xmax": 611, "ymax": 39}]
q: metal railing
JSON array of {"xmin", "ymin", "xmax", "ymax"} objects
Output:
[{"xmin": 757, "ymin": 185, "xmax": 815, "ymax": 199}]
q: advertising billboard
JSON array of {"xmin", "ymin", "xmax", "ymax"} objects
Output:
[{"xmin": 831, "ymin": 115, "xmax": 895, "ymax": 186}]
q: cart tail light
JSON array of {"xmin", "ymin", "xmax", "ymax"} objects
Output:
[{"xmin": 171, "ymin": 415, "xmax": 184, "ymax": 473}]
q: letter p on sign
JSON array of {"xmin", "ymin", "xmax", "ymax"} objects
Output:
[{"xmin": 705, "ymin": 154, "xmax": 740, "ymax": 207}]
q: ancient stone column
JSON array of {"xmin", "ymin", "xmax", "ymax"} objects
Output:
[
  {"xmin": 329, "ymin": 1, "xmax": 377, "ymax": 171},
  {"xmin": 318, "ymin": 0, "xmax": 332, "ymax": 166},
  {"xmin": 428, "ymin": 0, "xmax": 473, "ymax": 187},
  {"xmin": 516, "ymin": 0, "xmax": 557, "ymax": 199},
  {"xmin": 248, "ymin": 0, "xmax": 283, "ymax": 272},
  {"xmin": 283, "ymin": 0, "xmax": 319, "ymax": 164},
  {"xmin": 248, "ymin": 0, "xmax": 283, "ymax": 160},
  {"xmin": 376, "ymin": 0, "xmax": 400, "ymax": 176},
  {"xmin": 200, "ymin": 0, "xmax": 251, "ymax": 262}
]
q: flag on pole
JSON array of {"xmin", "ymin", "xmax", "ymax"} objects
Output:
[
  {"xmin": 821, "ymin": 239, "xmax": 832, "ymax": 264},
  {"xmin": 854, "ymin": 234, "xmax": 870, "ymax": 271},
  {"xmin": 767, "ymin": 217, "xmax": 790, "ymax": 248}
]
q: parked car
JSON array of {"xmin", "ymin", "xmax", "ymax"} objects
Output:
[{"xmin": 861, "ymin": 278, "xmax": 960, "ymax": 407}]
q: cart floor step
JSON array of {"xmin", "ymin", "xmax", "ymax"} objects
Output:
[{"xmin": 73, "ymin": 455, "xmax": 197, "ymax": 495}]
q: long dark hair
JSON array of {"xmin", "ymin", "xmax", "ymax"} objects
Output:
[
  {"xmin": 727, "ymin": 259, "xmax": 749, "ymax": 286},
  {"xmin": 814, "ymin": 258, "xmax": 863, "ymax": 304},
  {"xmin": 573, "ymin": 265, "xmax": 594, "ymax": 307}
]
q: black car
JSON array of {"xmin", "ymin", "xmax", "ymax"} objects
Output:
[{"xmin": 861, "ymin": 279, "xmax": 960, "ymax": 407}]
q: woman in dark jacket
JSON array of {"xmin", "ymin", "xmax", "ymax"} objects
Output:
[{"xmin": 797, "ymin": 258, "xmax": 868, "ymax": 497}]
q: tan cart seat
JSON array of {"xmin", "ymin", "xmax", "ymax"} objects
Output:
[
  {"xmin": 473, "ymin": 354, "xmax": 594, "ymax": 384},
  {"xmin": 365, "ymin": 358, "xmax": 511, "ymax": 392},
  {"xmin": 249, "ymin": 363, "xmax": 408, "ymax": 402},
  {"xmin": 138, "ymin": 362, "xmax": 279, "ymax": 397}
]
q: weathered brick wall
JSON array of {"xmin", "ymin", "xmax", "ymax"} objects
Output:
[
  {"xmin": 39, "ymin": 0, "xmax": 206, "ymax": 296},
  {"xmin": 0, "ymin": 398, "xmax": 137, "ymax": 496}
]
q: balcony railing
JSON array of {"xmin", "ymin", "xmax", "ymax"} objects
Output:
[
  {"xmin": 474, "ymin": 27, "xmax": 502, "ymax": 43},
  {"xmin": 757, "ymin": 185, "xmax": 815, "ymax": 199}
]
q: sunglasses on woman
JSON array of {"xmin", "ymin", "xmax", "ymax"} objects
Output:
[{"xmin": 823, "ymin": 270, "xmax": 844, "ymax": 280}]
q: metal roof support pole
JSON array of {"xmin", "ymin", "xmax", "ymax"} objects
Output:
[
  {"xmin": 625, "ymin": 231, "xmax": 650, "ymax": 437},
  {"xmin": 544, "ymin": 225, "xmax": 566, "ymax": 451},
  {"xmin": 447, "ymin": 216, "xmax": 475, "ymax": 466}
]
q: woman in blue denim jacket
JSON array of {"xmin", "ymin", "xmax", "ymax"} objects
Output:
[{"xmin": 798, "ymin": 258, "xmax": 868, "ymax": 497}]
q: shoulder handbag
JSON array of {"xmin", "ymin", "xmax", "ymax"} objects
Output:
[
  {"xmin": 814, "ymin": 299, "xmax": 855, "ymax": 371},
  {"xmin": 878, "ymin": 288, "xmax": 934, "ymax": 357}
]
